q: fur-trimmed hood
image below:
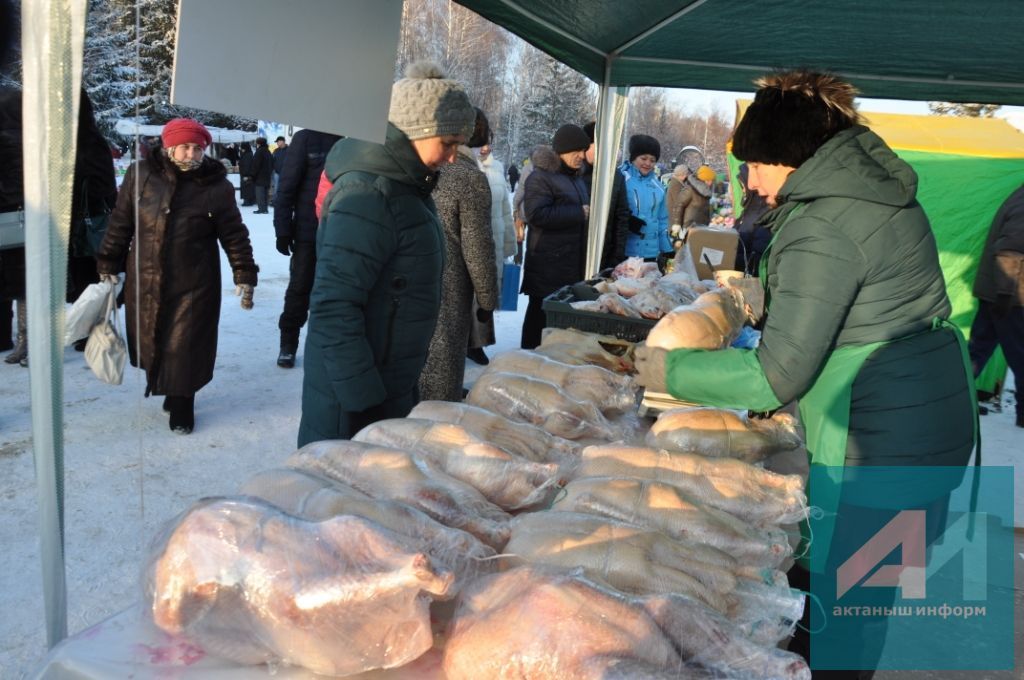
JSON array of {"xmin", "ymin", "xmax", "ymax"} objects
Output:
[
  {"xmin": 146, "ymin": 144, "xmax": 228, "ymax": 185},
  {"xmin": 529, "ymin": 145, "xmax": 562, "ymax": 173}
]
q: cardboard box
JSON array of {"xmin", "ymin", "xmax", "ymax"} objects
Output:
[{"xmin": 686, "ymin": 226, "xmax": 739, "ymax": 280}]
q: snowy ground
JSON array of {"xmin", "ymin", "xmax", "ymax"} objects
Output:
[{"xmin": 2, "ymin": 181, "xmax": 1022, "ymax": 677}]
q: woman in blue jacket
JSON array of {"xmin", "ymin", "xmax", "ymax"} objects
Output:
[{"xmin": 619, "ymin": 134, "xmax": 672, "ymax": 261}]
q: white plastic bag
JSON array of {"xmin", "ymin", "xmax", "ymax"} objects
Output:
[
  {"xmin": 84, "ymin": 285, "xmax": 127, "ymax": 385},
  {"xmin": 65, "ymin": 278, "xmax": 120, "ymax": 345}
]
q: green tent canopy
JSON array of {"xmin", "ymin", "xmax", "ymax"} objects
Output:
[{"xmin": 455, "ymin": 0, "xmax": 1024, "ymax": 105}]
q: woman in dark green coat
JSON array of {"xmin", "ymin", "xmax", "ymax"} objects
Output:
[
  {"xmin": 297, "ymin": 62, "xmax": 475, "ymax": 447},
  {"xmin": 636, "ymin": 71, "xmax": 975, "ymax": 677}
]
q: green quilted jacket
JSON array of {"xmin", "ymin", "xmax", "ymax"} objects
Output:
[
  {"xmin": 298, "ymin": 124, "xmax": 444, "ymax": 446},
  {"xmin": 668, "ymin": 126, "xmax": 974, "ymax": 466}
]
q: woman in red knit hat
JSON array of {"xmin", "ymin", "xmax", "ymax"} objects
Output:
[{"xmin": 95, "ymin": 118, "xmax": 259, "ymax": 434}]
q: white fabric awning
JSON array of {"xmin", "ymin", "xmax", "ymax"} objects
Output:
[{"xmin": 114, "ymin": 119, "xmax": 257, "ymax": 143}]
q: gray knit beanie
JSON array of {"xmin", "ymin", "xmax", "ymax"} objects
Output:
[{"xmin": 389, "ymin": 61, "xmax": 475, "ymax": 141}]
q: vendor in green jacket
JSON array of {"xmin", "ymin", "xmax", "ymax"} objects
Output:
[
  {"xmin": 635, "ymin": 71, "xmax": 975, "ymax": 675},
  {"xmin": 297, "ymin": 62, "xmax": 475, "ymax": 447}
]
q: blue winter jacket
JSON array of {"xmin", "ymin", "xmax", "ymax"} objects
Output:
[{"xmin": 619, "ymin": 161, "xmax": 671, "ymax": 258}]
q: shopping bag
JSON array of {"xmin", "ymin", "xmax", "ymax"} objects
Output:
[
  {"xmin": 84, "ymin": 286, "xmax": 127, "ymax": 385},
  {"xmin": 500, "ymin": 262, "xmax": 521, "ymax": 311},
  {"xmin": 65, "ymin": 279, "xmax": 118, "ymax": 346}
]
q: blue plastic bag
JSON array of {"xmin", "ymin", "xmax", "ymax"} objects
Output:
[{"xmin": 500, "ymin": 263, "xmax": 520, "ymax": 311}]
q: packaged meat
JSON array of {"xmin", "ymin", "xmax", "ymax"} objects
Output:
[
  {"xmin": 729, "ymin": 574, "xmax": 806, "ymax": 646},
  {"xmin": 286, "ymin": 439, "xmax": 510, "ymax": 548},
  {"xmin": 353, "ymin": 418, "xmax": 561, "ymax": 510},
  {"xmin": 610, "ymin": 277, "xmax": 657, "ymax": 298},
  {"xmin": 645, "ymin": 287, "xmax": 747, "ymax": 350},
  {"xmin": 611, "ymin": 256, "xmax": 660, "ymax": 280},
  {"xmin": 443, "ymin": 567, "xmax": 682, "ymax": 680},
  {"xmin": 553, "ymin": 476, "xmax": 792, "ymax": 568},
  {"xmin": 504, "ymin": 511, "xmax": 737, "ymax": 611},
  {"xmin": 467, "ymin": 371, "xmax": 629, "ymax": 441},
  {"xmin": 575, "ymin": 444, "xmax": 808, "ymax": 527},
  {"xmin": 240, "ymin": 467, "xmax": 496, "ymax": 582},
  {"xmin": 409, "ymin": 400, "xmax": 580, "ymax": 467},
  {"xmin": 629, "ymin": 282, "xmax": 699, "ymax": 319},
  {"xmin": 146, "ymin": 497, "xmax": 453, "ymax": 676},
  {"xmin": 487, "ymin": 349, "xmax": 639, "ymax": 414},
  {"xmin": 443, "ymin": 566, "xmax": 810, "ymax": 680},
  {"xmin": 539, "ymin": 327, "xmax": 635, "ymax": 373},
  {"xmin": 647, "ymin": 407, "xmax": 803, "ymax": 463}
]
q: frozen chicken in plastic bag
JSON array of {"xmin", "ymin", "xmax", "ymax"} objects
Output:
[
  {"xmin": 538, "ymin": 327, "xmax": 635, "ymax": 374},
  {"xmin": 240, "ymin": 467, "xmax": 496, "ymax": 583},
  {"xmin": 409, "ymin": 400, "xmax": 580, "ymax": 467},
  {"xmin": 487, "ymin": 349, "xmax": 639, "ymax": 414},
  {"xmin": 443, "ymin": 566, "xmax": 810, "ymax": 680},
  {"xmin": 575, "ymin": 444, "xmax": 807, "ymax": 527},
  {"xmin": 466, "ymin": 371, "xmax": 629, "ymax": 441},
  {"xmin": 553, "ymin": 476, "xmax": 792, "ymax": 568},
  {"xmin": 353, "ymin": 418, "xmax": 562, "ymax": 510},
  {"xmin": 146, "ymin": 497, "xmax": 453, "ymax": 676},
  {"xmin": 645, "ymin": 287, "xmax": 747, "ymax": 350},
  {"xmin": 646, "ymin": 407, "xmax": 802, "ymax": 463},
  {"xmin": 286, "ymin": 439, "xmax": 510, "ymax": 548}
]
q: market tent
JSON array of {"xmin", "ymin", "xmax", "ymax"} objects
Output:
[
  {"xmin": 113, "ymin": 119, "xmax": 258, "ymax": 144},
  {"xmin": 726, "ymin": 106, "xmax": 1024, "ymax": 391},
  {"xmin": 454, "ymin": 1, "xmax": 1024, "ymax": 105}
]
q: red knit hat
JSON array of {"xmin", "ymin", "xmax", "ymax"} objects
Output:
[{"xmin": 161, "ymin": 118, "xmax": 212, "ymax": 149}]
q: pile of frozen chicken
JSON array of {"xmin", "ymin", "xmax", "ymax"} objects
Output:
[{"xmin": 145, "ymin": 279, "xmax": 812, "ymax": 679}]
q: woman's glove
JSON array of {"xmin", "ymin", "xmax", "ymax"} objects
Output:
[
  {"xmin": 627, "ymin": 215, "xmax": 646, "ymax": 235},
  {"xmin": 633, "ymin": 344, "xmax": 668, "ymax": 392},
  {"xmin": 235, "ymin": 284, "xmax": 254, "ymax": 310},
  {"xmin": 476, "ymin": 307, "xmax": 494, "ymax": 324}
]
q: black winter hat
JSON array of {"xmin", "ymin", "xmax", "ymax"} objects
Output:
[
  {"xmin": 552, "ymin": 124, "xmax": 591, "ymax": 154},
  {"xmin": 628, "ymin": 134, "xmax": 660, "ymax": 161},
  {"xmin": 732, "ymin": 70, "xmax": 861, "ymax": 168}
]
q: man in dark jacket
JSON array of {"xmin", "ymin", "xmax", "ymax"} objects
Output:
[
  {"xmin": 297, "ymin": 61, "xmax": 475, "ymax": 446},
  {"xmin": 581, "ymin": 121, "xmax": 631, "ymax": 272},
  {"xmin": 270, "ymin": 135, "xmax": 287, "ymax": 199},
  {"xmin": 968, "ymin": 183, "xmax": 1024, "ymax": 428},
  {"xmin": 507, "ymin": 162, "xmax": 519, "ymax": 192},
  {"xmin": 272, "ymin": 127, "xmax": 340, "ymax": 368},
  {"xmin": 238, "ymin": 142, "xmax": 255, "ymax": 205},
  {"xmin": 520, "ymin": 123, "xmax": 591, "ymax": 349},
  {"xmin": 248, "ymin": 137, "xmax": 273, "ymax": 213}
]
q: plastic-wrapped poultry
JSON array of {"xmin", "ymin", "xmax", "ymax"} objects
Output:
[
  {"xmin": 409, "ymin": 400, "xmax": 580, "ymax": 468},
  {"xmin": 353, "ymin": 418, "xmax": 561, "ymax": 510},
  {"xmin": 553, "ymin": 476, "xmax": 792, "ymax": 568},
  {"xmin": 466, "ymin": 371, "xmax": 627, "ymax": 441},
  {"xmin": 443, "ymin": 567, "xmax": 810, "ymax": 680},
  {"xmin": 538, "ymin": 327, "xmax": 634, "ymax": 373},
  {"xmin": 240, "ymin": 467, "xmax": 496, "ymax": 582},
  {"xmin": 146, "ymin": 497, "xmax": 453, "ymax": 676},
  {"xmin": 575, "ymin": 444, "xmax": 807, "ymax": 527},
  {"xmin": 609, "ymin": 277, "xmax": 657, "ymax": 298},
  {"xmin": 611, "ymin": 257, "xmax": 660, "ymax": 280},
  {"xmin": 647, "ymin": 407, "xmax": 802, "ymax": 463},
  {"xmin": 645, "ymin": 287, "xmax": 747, "ymax": 350},
  {"xmin": 286, "ymin": 440, "xmax": 510, "ymax": 548},
  {"xmin": 629, "ymin": 281, "xmax": 699, "ymax": 319},
  {"xmin": 503, "ymin": 512, "xmax": 737, "ymax": 612},
  {"xmin": 487, "ymin": 349, "xmax": 639, "ymax": 414}
]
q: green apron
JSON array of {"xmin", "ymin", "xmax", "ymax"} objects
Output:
[{"xmin": 758, "ymin": 210, "xmax": 979, "ymax": 571}]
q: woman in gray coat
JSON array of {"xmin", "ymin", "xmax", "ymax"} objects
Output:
[{"xmin": 419, "ymin": 110, "xmax": 498, "ymax": 401}]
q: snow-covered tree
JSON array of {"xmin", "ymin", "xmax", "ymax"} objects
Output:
[{"xmin": 928, "ymin": 102, "xmax": 1001, "ymax": 117}]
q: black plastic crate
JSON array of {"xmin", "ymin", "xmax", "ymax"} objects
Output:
[{"xmin": 542, "ymin": 281, "xmax": 656, "ymax": 343}]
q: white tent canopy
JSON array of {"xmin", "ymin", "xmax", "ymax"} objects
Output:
[{"xmin": 113, "ymin": 118, "xmax": 257, "ymax": 144}]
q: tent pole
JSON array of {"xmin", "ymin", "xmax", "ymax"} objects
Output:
[
  {"xmin": 21, "ymin": 0, "xmax": 87, "ymax": 648},
  {"xmin": 585, "ymin": 58, "xmax": 628, "ymax": 278}
]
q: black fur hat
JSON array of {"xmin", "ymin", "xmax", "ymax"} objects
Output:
[
  {"xmin": 628, "ymin": 134, "xmax": 660, "ymax": 161},
  {"xmin": 732, "ymin": 70, "xmax": 862, "ymax": 168}
]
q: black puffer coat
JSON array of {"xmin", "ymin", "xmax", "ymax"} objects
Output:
[
  {"xmin": 96, "ymin": 150, "xmax": 258, "ymax": 396},
  {"xmin": 973, "ymin": 184, "xmax": 1024, "ymax": 306},
  {"xmin": 250, "ymin": 144, "xmax": 273, "ymax": 187},
  {"xmin": 273, "ymin": 129, "xmax": 341, "ymax": 243},
  {"xmin": 521, "ymin": 146, "xmax": 589, "ymax": 297}
]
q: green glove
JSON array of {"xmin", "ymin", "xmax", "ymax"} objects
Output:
[{"xmin": 634, "ymin": 344, "xmax": 669, "ymax": 392}]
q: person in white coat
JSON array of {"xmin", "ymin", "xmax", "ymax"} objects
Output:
[{"xmin": 468, "ymin": 138, "xmax": 518, "ymax": 364}]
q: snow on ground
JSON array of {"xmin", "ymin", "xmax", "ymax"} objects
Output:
[{"xmin": 1, "ymin": 182, "xmax": 1022, "ymax": 677}]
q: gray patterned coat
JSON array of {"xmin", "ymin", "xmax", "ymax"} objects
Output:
[{"xmin": 418, "ymin": 149, "xmax": 497, "ymax": 401}]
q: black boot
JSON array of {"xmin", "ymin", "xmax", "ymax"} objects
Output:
[
  {"xmin": 466, "ymin": 347, "xmax": 489, "ymax": 365},
  {"xmin": 167, "ymin": 395, "xmax": 195, "ymax": 434},
  {"xmin": 278, "ymin": 332, "xmax": 298, "ymax": 368}
]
